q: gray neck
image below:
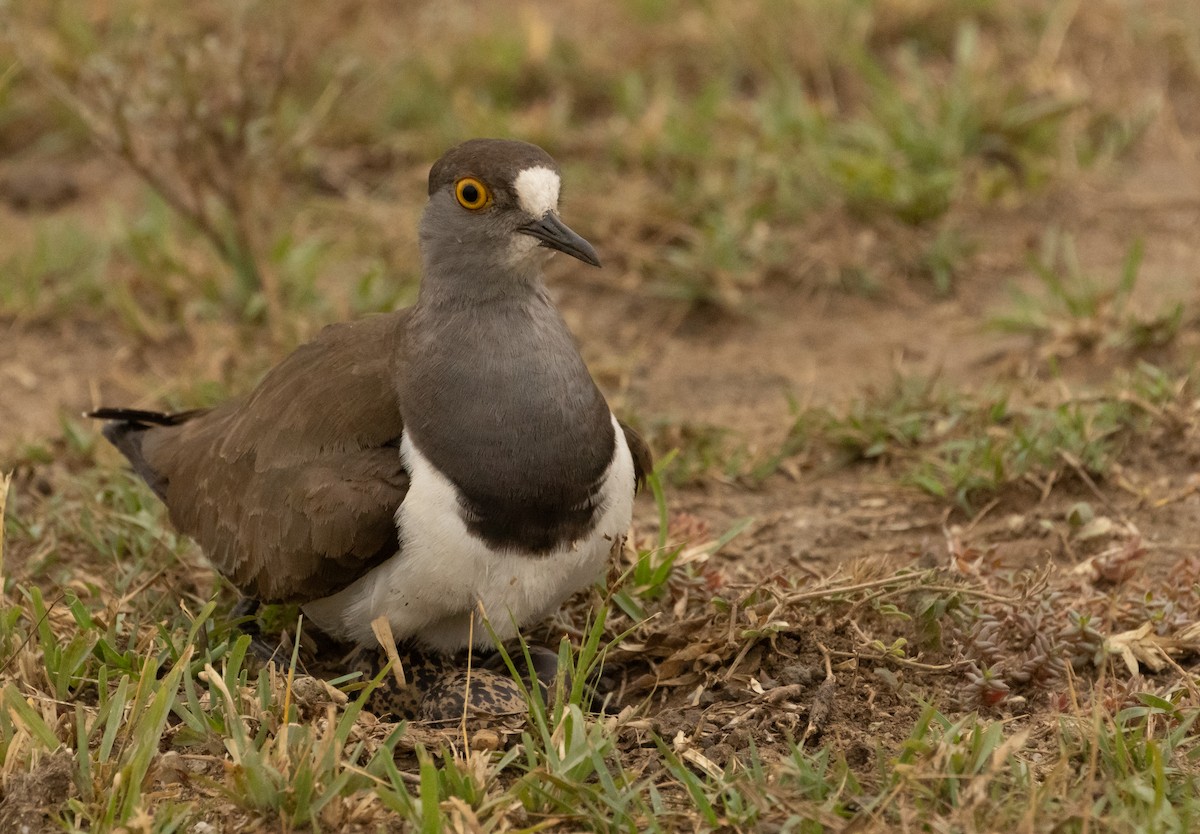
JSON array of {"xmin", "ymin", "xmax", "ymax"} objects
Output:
[
  {"xmin": 414, "ymin": 255, "xmax": 540, "ymax": 310},
  {"xmin": 415, "ymin": 196, "xmax": 544, "ymax": 310}
]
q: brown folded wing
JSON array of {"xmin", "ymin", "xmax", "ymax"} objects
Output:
[{"xmin": 141, "ymin": 313, "xmax": 411, "ymax": 603}]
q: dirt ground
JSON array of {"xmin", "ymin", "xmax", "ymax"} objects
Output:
[{"xmin": 2, "ymin": 5, "xmax": 1200, "ymax": 823}]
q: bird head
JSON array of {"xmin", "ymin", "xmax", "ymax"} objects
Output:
[{"xmin": 419, "ymin": 138, "xmax": 601, "ymax": 281}]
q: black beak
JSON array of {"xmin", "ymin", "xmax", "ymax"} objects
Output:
[{"xmin": 519, "ymin": 213, "xmax": 601, "ymax": 268}]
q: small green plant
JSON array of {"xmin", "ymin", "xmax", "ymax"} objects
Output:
[
  {"xmin": 918, "ymin": 225, "xmax": 976, "ymax": 295},
  {"xmin": 0, "ymin": 219, "xmax": 109, "ymax": 315},
  {"xmin": 644, "ymin": 422, "xmax": 748, "ymax": 487},
  {"xmin": 824, "ymin": 23, "xmax": 1074, "ymax": 225},
  {"xmin": 610, "ymin": 466, "xmax": 751, "ymax": 620},
  {"xmin": 883, "ymin": 706, "xmax": 1040, "ymax": 826},
  {"xmin": 612, "ymin": 469, "xmax": 679, "ymax": 620},
  {"xmin": 995, "ymin": 232, "xmax": 1185, "ymax": 357}
]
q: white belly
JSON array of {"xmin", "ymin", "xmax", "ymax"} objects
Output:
[{"xmin": 302, "ymin": 414, "xmax": 636, "ymax": 651}]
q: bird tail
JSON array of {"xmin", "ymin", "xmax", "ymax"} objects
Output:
[{"xmin": 86, "ymin": 407, "xmax": 205, "ymax": 500}]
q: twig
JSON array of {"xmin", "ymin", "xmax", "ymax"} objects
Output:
[
  {"xmin": 1058, "ymin": 450, "xmax": 1129, "ymax": 525},
  {"xmin": 764, "ymin": 684, "xmax": 808, "ymax": 705},
  {"xmin": 859, "ymin": 583, "xmax": 1026, "ymax": 608},
  {"xmin": 1158, "ymin": 652, "xmax": 1200, "ymax": 705},
  {"xmin": 962, "ymin": 498, "xmax": 1001, "ymax": 534},
  {"xmin": 779, "ymin": 571, "xmax": 938, "ymax": 605},
  {"xmin": 1153, "ymin": 483, "xmax": 1200, "ymax": 509},
  {"xmin": 462, "ymin": 603, "xmax": 485, "ymax": 751},
  {"xmin": 722, "ymin": 637, "xmax": 758, "ymax": 682},
  {"xmin": 0, "ymin": 471, "xmax": 10, "ymax": 588},
  {"xmin": 801, "ymin": 643, "xmax": 835, "ymax": 745},
  {"xmin": 847, "ymin": 620, "xmax": 971, "ymax": 672}
]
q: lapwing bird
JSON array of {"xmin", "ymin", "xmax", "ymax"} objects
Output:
[{"xmin": 91, "ymin": 139, "xmax": 651, "ymax": 654}]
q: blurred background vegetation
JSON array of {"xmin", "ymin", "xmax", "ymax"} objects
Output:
[{"xmin": 2, "ymin": 0, "xmax": 1191, "ymax": 337}]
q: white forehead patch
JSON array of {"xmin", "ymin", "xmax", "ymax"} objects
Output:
[{"xmin": 513, "ymin": 166, "xmax": 561, "ymax": 217}]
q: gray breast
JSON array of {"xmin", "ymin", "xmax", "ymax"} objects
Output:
[{"xmin": 398, "ymin": 292, "xmax": 616, "ymax": 553}]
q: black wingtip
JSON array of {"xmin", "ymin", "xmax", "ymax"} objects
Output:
[
  {"xmin": 87, "ymin": 409, "xmax": 174, "ymax": 500},
  {"xmin": 87, "ymin": 407, "xmax": 180, "ymax": 426}
]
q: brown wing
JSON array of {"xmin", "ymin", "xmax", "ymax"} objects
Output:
[
  {"xmin": 140, "ymin": 313, "xmax": 410, "ymax": 603},
  {"xmin": 619, "ymin": 421, "xmax": 653, "ymax": 493}
]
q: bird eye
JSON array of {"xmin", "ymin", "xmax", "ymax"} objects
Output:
[{"xmin": 454, "ymin": 177, "xmax": 491, "ymax": 211}]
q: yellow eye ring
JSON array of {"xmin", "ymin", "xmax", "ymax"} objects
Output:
[{"xmin": 454, "ymin": 177, "xmax": 491, "ymax": 211}]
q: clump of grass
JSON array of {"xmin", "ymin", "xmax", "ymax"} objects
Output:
[
  {"xmin": 906, "ymin": 396, "xmax": 1139, "ymax": 509},
  {"xmin": 918, "ymin": 225, "xmax": 977, "ymax": 295},
  {"xmin": 0, "ymin": 220, "xmax": 110, "ymax": 318},
  {"xmin": 995, "ymin": 232, "xmax": 1186, "ymax": 359},
  {"xmin": 639, "ymin": 421, "xmax": 756, "ymax": 487},
  {"xmin": 607, "ymin": 6, "xmax": 1097, "ymax": 301},
  {"xmin": 824, "ymin": 23, "xmax": 1074, "ymax": 226},
  {"xmin": 639, "ymin": 357, "xmax": 1192, "ymax": 507},
  {"xmin": 777, "ymin": 363, "xmax": 1188, "ymax": 511},
  {"xmin": 608, "ymin": 468, "xmax": 752, "ymax": 622}
]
